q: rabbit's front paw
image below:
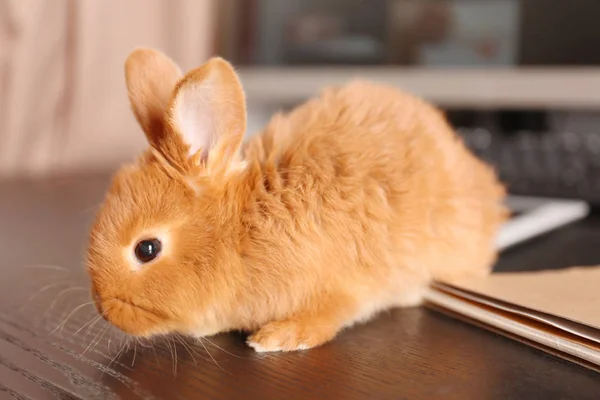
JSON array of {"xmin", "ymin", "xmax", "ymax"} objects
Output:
[{"xmin": 247, "ymin": 319, "xmax": 337, "ymax": 353}]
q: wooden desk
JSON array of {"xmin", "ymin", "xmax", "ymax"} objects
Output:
[{"xmin": 1, "ymin": 175, "xmax": 599, "ymax": 399}]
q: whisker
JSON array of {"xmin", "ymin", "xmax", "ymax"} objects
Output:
[
  {"xmin": 177, "ymin": 335, "xmax": 213, "ymax": 363},
  {"xmin": 204, "ymin": 337, "xmax": 271, "ymax": 360},
  {"xmin": 152, "ymin": 341, "xmax": 161, "ymax": 367},
  {"xmin": 202, "ymin": 337, "xmax": 246, "ymax": 359},
  {"xmin": 92, "ymin": 325, "xmax": 110, "ymax": 356},
  {"xmin": 85, "ymin": 315, "xmax": 103, "ymax": 337},
  {"xmin": 48, "ymin": 286, "xmax": 88, "ymax": 313},
  {"xmin": 174, "ymin": 335, "xmax": 197, "ymax": 365},
  {"xmin": 79, "ymin": 324, "xmax": 108, "ymax": 358},
  {"xmin": 136, "ymin": 338, "xmax": 153, "ymax": 349},
  {"xmin": 108, "ymin": 336, "xmax": 129, "ymax": 369},
  {"xmin": 50, "ymin": 301, "xmax": 95, "ymax": 335},
  {"xmin": 79, "ymin": 203, "xmax": 101, "ymax": 215},
  {"xmin": 171, "ymin": 337, "xmax": 179, "ymax": 375},
  {"xmin": 99, "ymin": 330, "xmax": 115, "ymax": 378},
  {"xmin": 162, "ymin": 337, "xmax": 176, "ymax": 375},
  {"xmin": 131, "ymin": 340, "xmax": 138, "ymax": 367},
  {"xmin": 107, "ymin": 331, "xmax": 113, "ymax": 354},
  {"xmin": 198, "ymin": 338, "xmax": 229, "ymax": 375},
  {"xmin": 23, "ymin": 264, "xmax": 68, "ymax": 272},
  {"xmin": 20, "ymin": 281, "xmax": 70, "ymax": 311},
  {"xmin": 72, "ymin": 315, "xmax": 101, "ymax": 336}
]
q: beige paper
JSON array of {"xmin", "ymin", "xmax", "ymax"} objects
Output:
[
  {"xmin": 444, "ymin": 266, "xmax": 600, "ymax": 330},
  {"xmin": 424, "ymin": 266, "xmax": 600, "ymax": 371}
]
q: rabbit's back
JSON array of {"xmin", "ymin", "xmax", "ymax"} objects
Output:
[{"xmin": 243, "ymin": 80, "xmax": 507, "ymax": 292}]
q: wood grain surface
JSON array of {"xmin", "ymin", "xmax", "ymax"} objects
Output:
[{"xmin": 1, "ymin": 174, "xmax": 599, "ymax": 400}]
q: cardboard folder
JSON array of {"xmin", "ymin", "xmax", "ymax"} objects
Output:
[{"xmin": 425, "ymin": 266, "xmax": 600, "ymax": 372}]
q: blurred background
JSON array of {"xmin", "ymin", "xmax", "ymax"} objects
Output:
[{"xmin": 3, "ymin": 0, "xmax": 600, "ymax": 205}]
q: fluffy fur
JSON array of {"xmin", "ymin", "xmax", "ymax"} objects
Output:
[{"xmin": 86, "ymin": 48, "xmax": 508, "ymax": 353}]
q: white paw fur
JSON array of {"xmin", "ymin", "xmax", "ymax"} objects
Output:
[{"xmin": 247, "ymin": 340, "xmax": 310, "ymax": 353}]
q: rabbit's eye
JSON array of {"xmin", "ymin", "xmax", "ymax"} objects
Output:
[{"xmin": 134, "ymin": 238, "xmax": 162, "ymax": 264}]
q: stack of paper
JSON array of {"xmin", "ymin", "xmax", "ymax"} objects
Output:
[{"xmin": 425, "ymin": 267, "xmax": 600, "ymax": 372}]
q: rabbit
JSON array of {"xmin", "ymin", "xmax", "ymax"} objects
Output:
[{"xmin": 85, "ymin": 47, "xmax": 508, "ymax": 353}]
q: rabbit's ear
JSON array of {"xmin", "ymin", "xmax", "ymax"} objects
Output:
[
  {"xmin": 164, "ymin": 57, "xmax": 247, "ymax": 172},
  {"xmin": 124, "ymin": 48, "xmax": 183, "ymax": 147}
]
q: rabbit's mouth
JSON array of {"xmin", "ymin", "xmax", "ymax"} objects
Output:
[
  {"xmin": 99, "ymin": 296, "xmax": 168, "ymax": 337},
  {"xmin": 114, "ymin": 296, "xmax": 164, "ymax": 317}
]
